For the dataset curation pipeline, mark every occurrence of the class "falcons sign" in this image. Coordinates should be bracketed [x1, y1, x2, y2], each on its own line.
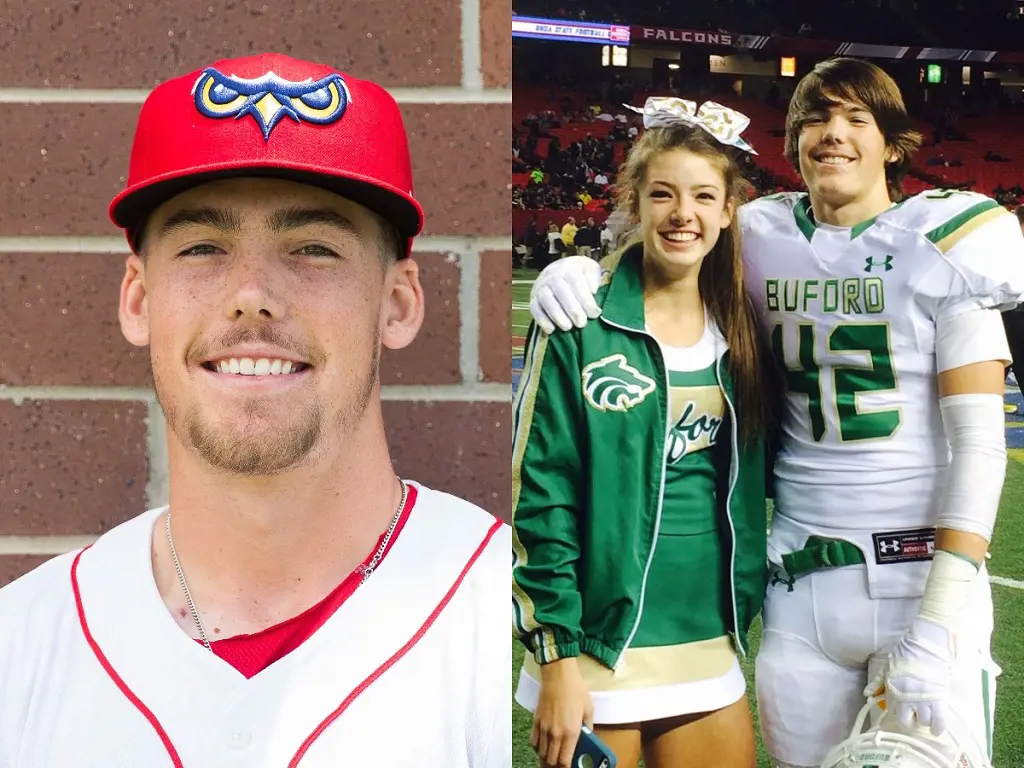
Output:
[872, 528, 936, 565]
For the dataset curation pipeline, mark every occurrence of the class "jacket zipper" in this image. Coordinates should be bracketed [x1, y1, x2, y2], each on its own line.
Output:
[599, 317, 671, 671]
[716, 353, 746, 657]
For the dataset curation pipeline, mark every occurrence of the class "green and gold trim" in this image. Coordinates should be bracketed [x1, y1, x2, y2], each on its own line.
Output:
[511, 330, 547, 638]
[926, 199, 1006, 254]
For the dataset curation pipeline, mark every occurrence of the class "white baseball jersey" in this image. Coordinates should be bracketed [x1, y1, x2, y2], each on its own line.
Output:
[0, 482, 511, 768]
[741, 190, 1024, 598]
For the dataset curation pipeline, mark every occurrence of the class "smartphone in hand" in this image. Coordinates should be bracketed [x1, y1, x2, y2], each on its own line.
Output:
[571, 724, 617, 768]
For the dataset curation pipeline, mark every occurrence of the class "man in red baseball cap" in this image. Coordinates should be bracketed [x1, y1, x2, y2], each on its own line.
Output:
[0, 54, 510, 768]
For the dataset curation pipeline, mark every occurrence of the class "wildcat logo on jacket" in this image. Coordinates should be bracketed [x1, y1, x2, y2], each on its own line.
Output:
[192, 68, 351, 140]
[581, 354, 656, 412]
[666, 388, 723, 463]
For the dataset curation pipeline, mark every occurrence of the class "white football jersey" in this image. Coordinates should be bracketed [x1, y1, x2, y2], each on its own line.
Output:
[741, 190, 1024, 597]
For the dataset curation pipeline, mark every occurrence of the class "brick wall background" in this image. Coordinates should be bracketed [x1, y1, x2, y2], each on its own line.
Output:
[0, 0, 512, 586]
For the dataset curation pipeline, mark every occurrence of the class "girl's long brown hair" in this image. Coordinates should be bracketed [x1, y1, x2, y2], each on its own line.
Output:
[603, 124, 778, 447]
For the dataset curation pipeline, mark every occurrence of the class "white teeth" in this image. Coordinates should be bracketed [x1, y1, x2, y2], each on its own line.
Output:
[663, 232, 698, 242]
[819, 156, 852, 164]
[209, 358, 304, 376]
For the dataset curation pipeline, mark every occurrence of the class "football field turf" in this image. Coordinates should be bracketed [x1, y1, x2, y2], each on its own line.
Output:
[510, 270, 1024, 766]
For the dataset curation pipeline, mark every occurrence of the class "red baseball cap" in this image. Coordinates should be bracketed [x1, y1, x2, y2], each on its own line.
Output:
[109, 53, 424, 254]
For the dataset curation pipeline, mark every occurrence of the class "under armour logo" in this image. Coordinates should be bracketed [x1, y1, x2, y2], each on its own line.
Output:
[879, 540, 901, 554]
[865, 255, 894, 273]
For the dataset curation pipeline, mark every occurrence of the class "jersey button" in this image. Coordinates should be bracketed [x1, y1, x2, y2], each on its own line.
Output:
[228, 729, 251, 749]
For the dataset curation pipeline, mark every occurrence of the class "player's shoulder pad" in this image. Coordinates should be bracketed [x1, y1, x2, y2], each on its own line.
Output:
[741, 191, 807, 217]
[741, 191, 811, 236]
[892, 189, 1012, 254]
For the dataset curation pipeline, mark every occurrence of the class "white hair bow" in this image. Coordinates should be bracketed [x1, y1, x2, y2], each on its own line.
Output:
[623, 97, 757, 155]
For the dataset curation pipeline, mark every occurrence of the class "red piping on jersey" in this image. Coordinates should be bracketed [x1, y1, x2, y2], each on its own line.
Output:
[71, 546, 186, 768]
[287, 517, 505, 767]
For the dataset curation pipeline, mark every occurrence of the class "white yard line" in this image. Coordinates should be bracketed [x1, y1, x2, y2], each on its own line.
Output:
[990, 574, 1024, 590]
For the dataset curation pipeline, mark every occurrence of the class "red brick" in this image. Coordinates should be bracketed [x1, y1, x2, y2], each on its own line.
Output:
[384, 401, 510, 522]
[0, 400, 149, 535]
[0, 253, 152, 387]
[382, 252, 460, 385]
[481, 0, 511, 87]
[0, 556, 56, 588]
[0, 104, 510, 239]
[404, 105, 510, 237]
[479, 251, 512, 383]
[0, 0, 461, 88]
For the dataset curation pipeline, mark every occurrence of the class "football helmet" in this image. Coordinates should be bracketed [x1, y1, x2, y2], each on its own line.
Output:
[819, 696, 989, 768]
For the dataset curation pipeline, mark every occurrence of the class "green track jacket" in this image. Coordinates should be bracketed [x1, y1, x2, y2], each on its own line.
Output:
[512, 246, 769, 670]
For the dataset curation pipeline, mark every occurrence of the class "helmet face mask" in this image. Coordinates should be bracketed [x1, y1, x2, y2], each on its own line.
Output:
[819, 697, 988, 768]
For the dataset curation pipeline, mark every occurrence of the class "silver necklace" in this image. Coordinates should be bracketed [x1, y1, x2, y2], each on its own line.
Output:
[166, 509, 213, 651]
[165, 478, 408, 651]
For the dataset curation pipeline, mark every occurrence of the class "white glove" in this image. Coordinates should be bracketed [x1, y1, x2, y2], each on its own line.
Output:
[865, 616, 954, 737]
[528, 256, 604, 335]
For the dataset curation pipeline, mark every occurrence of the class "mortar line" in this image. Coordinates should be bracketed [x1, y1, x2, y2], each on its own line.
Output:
[461, 0, 485, 90]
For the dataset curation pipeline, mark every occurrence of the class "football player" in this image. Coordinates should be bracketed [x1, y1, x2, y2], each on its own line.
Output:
[527, 57, 1024, 768]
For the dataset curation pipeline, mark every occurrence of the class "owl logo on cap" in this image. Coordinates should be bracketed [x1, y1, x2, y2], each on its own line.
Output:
[192, 68, 351, 141]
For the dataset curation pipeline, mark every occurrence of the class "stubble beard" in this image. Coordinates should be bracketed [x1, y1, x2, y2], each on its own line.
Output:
[157, 332, 381, 477]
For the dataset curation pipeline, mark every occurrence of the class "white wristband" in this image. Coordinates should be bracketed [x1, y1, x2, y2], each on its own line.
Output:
[918, 549, 979, 637]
